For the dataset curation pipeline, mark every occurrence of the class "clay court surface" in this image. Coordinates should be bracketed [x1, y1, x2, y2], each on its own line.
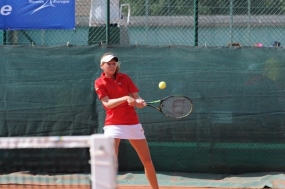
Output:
[117, 186, 252, 189]
[0, 185, 254, 189]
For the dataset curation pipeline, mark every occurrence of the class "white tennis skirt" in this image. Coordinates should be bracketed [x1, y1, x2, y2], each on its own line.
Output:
[103, 123, 145, 139]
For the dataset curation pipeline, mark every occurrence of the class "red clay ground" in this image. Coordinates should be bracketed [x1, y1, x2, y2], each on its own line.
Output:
[0, 184, 261, 189]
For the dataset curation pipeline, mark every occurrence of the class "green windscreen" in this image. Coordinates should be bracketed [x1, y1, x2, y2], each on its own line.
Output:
[1, 45, 285, 174]
[0, 30, 3, 45]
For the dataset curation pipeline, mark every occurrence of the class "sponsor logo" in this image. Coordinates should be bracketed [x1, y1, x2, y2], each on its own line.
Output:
[0, 5, 12, 16]
[0, 0, 71, 16]
[30, 0, 70, 14]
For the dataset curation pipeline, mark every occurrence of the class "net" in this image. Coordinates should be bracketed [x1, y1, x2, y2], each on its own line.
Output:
[0, 134, 117, 189]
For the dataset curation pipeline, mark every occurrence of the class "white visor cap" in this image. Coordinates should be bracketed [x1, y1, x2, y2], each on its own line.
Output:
[100, 55, 118, 65]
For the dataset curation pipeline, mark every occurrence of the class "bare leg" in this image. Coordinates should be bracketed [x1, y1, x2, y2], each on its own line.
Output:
[129, 139, 159, 189]
[113, 138, 121, 157]
[112, 138, 121, 173]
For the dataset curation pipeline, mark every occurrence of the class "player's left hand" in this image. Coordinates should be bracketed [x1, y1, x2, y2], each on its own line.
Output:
[135, 99, 146, 108]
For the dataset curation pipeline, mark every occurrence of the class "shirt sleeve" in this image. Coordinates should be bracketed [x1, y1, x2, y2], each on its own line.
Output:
[94, 79, 107, 99]
[125, 74, 139, 94]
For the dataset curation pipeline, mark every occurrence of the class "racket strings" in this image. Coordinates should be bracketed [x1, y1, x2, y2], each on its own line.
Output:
[160, 97, 192, 118]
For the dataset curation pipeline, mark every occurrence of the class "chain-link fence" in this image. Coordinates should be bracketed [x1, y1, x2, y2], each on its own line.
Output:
[2, 0, 285, 47]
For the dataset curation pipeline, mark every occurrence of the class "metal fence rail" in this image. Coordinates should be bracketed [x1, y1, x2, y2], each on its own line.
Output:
[1, 0, 285, 47]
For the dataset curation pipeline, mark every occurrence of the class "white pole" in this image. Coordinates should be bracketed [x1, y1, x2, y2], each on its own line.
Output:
[90, 134, 117, 189]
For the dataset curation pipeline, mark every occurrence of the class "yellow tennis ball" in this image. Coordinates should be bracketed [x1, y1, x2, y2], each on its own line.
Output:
[159, 81, 166, 89]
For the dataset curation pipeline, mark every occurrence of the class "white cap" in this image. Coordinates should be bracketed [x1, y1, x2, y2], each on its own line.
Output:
[100, 55, 118, 65]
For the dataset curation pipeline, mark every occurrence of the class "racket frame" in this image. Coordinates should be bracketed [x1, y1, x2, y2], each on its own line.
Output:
[146, 95, 193, 118]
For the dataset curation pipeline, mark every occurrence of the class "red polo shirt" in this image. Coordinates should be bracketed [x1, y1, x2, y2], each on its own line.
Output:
[94, 72, 140, 125]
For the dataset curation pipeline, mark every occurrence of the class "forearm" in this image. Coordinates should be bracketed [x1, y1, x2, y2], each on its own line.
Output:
[131, 92, 142, 100]
[102, 96, 128, 109]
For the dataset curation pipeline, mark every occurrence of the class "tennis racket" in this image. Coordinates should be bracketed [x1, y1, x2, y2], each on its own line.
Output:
[145, 95, 193, 119]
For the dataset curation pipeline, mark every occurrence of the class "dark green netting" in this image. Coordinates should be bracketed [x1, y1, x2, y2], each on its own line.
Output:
[1, 45, 285, 174]
[0, 46, 99, 136]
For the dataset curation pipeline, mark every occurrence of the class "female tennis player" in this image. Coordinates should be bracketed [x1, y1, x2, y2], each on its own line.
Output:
[94, 53, 159, 189]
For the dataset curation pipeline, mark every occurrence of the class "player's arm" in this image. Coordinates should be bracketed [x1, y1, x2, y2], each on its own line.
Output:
[96, 80, 136, 108]
[130, 92, 146, 108]
[100, 95, 137, 109]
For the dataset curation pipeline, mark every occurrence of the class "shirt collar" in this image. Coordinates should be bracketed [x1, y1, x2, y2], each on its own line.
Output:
[101, 72, 122, 80]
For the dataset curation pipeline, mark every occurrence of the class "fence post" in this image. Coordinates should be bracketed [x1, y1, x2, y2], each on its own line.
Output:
[106, 0, 110, 44]
[230, 0, 233, 46]
[194, 0, 199, 46]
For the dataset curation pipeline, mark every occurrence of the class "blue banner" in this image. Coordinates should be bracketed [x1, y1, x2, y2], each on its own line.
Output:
[0, 0, 75, 30]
